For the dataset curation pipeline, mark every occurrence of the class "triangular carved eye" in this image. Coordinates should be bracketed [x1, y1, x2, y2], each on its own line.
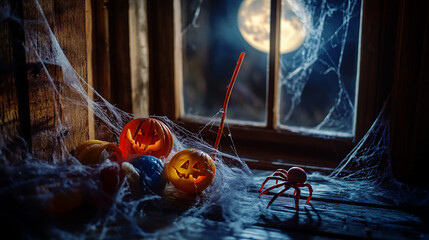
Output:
[180, 160, 189, 169]
[192, 161, 200, 171]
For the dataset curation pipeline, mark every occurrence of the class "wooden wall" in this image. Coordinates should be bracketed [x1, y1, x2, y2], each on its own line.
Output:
[0, 0, 22, 160]
[0, 0, 89, 161]
[0, 0, 132, 160]
[390, 0, 429, 186]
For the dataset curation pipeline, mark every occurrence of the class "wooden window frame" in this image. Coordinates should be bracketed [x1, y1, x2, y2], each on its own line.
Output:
[144, 0, 398, 170]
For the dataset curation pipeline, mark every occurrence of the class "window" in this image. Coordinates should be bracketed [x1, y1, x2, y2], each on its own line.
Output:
[145, 0, 390, 169]
[179, 0, 361, 139]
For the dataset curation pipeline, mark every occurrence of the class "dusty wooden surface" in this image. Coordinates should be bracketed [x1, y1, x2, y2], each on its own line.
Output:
[0, 162, 427, 239]
[133, 169, 428, 240]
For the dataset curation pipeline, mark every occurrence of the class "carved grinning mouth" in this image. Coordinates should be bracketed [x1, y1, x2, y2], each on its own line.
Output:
[191, 175, 207, 184]
[172, 160, 207, 184]
[126, 129, 163, 153]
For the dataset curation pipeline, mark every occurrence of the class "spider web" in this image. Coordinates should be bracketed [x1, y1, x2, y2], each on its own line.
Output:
[0, 0, 428, 239]
[279, 0, 361, 137]
[0, 1, 262, 238]
[328, 102, 429, 210]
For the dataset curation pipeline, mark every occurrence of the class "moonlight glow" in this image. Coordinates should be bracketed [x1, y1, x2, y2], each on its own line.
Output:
[238, 0, 309, 54]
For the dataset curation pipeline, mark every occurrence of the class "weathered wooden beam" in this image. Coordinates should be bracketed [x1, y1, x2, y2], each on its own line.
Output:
[0, 2, 22, 161]
[390, 0, 429, 187]
[18, 0, 90, 160]
[10, 0, 32, 150]
[147, 0, 176, 119]
[108, 0, 132, 113]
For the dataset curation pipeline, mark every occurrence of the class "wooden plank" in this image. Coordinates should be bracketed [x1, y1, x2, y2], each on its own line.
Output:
[256, 198, 426, 239]
[131, 170, 429, 240]
[177, 119, 353, 169]
[108, 0, 132, 114]
[89, 0, 132, 142]
[129, 0, 150, 116]
[21, 0, 89, 160]
[27, 64, 62, 160]
[85, 0, 95, 140]
[390, 0, 429, 187]
[138, 215, 328, 239]
[270, 195, 420, 238]
[52, 0, 89, 152]
[252, 170, 428, 239]
[22, 0, 58, 161]
[91, 0, 111, 103]
[87, 0, 114, 142]
[0, 2, 22, 158]
[147, 0, 176, 119]
[9, 0, 32, 149]
[355, 0, 399, 142]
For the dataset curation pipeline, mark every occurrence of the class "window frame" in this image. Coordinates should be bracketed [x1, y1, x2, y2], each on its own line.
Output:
[145, 0, 397, 169]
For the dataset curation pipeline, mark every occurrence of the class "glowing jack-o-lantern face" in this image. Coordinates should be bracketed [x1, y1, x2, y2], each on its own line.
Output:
[166, 149, 216, 193]
[119, 118, 173, 160]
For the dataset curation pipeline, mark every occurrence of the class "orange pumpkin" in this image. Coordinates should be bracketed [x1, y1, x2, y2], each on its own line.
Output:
[166, 149, 216, 193]
[119, 118, 173, 160]
[73, 140, 122, 165]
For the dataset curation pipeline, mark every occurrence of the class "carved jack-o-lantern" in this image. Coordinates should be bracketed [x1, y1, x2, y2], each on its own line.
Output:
[73, 140, 122, 165]
[119, 118, 173, 160]
[166, 149, 216, 193]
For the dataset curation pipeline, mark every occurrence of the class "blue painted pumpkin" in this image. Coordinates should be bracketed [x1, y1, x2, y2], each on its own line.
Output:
[129, 155, 167, 195]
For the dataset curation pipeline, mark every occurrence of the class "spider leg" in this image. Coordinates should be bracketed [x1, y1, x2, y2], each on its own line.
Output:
[266, 186, 291, 208]
[273, 173, 285, 184]
[259, 182, 286, 196]
[259, 176, 285, 192]
[296, 183, 313, 204]
[303, 183, 313, 204]
[293, 185, 301, 210]
[273, 169, 288, 184]
[273, 170, 288, 179]
[275, 169, 288, 176]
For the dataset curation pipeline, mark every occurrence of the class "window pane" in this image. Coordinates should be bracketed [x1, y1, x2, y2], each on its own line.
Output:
[278, 0, 362, 137]
[181, 0, 268, 124]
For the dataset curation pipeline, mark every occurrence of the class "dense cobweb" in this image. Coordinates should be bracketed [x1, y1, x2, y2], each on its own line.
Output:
[0, 1, 263, 238]
[279, 0, 361, 137]
[328, 103, 429, 210]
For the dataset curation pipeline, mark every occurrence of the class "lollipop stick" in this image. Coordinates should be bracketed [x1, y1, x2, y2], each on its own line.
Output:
[212, 52, 245, 159]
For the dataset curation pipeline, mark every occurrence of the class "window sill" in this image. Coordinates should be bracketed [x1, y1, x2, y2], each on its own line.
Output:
[173, 117, 354, 170]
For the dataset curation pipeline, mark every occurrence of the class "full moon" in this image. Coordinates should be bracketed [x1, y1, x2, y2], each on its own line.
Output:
[238, 0, 309, 54]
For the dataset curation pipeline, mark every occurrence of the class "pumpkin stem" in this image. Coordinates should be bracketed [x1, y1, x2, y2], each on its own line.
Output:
[212, 52, 245, 159]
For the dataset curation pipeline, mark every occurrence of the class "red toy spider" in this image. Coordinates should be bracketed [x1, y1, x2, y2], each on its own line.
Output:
[259, 167, 313, 210]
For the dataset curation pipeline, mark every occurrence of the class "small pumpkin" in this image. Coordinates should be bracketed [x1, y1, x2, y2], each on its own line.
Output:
[73, 140, 122, 165]
[119, 118, 173, 160]
[166, 149, 216, 193]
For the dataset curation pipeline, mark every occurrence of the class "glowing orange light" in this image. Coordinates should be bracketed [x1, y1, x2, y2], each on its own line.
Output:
[165, 149, 216, 193]
[119, 118, 173, 161]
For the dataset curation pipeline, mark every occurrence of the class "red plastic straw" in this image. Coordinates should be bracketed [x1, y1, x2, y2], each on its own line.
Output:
[212, 52, 245, 159]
